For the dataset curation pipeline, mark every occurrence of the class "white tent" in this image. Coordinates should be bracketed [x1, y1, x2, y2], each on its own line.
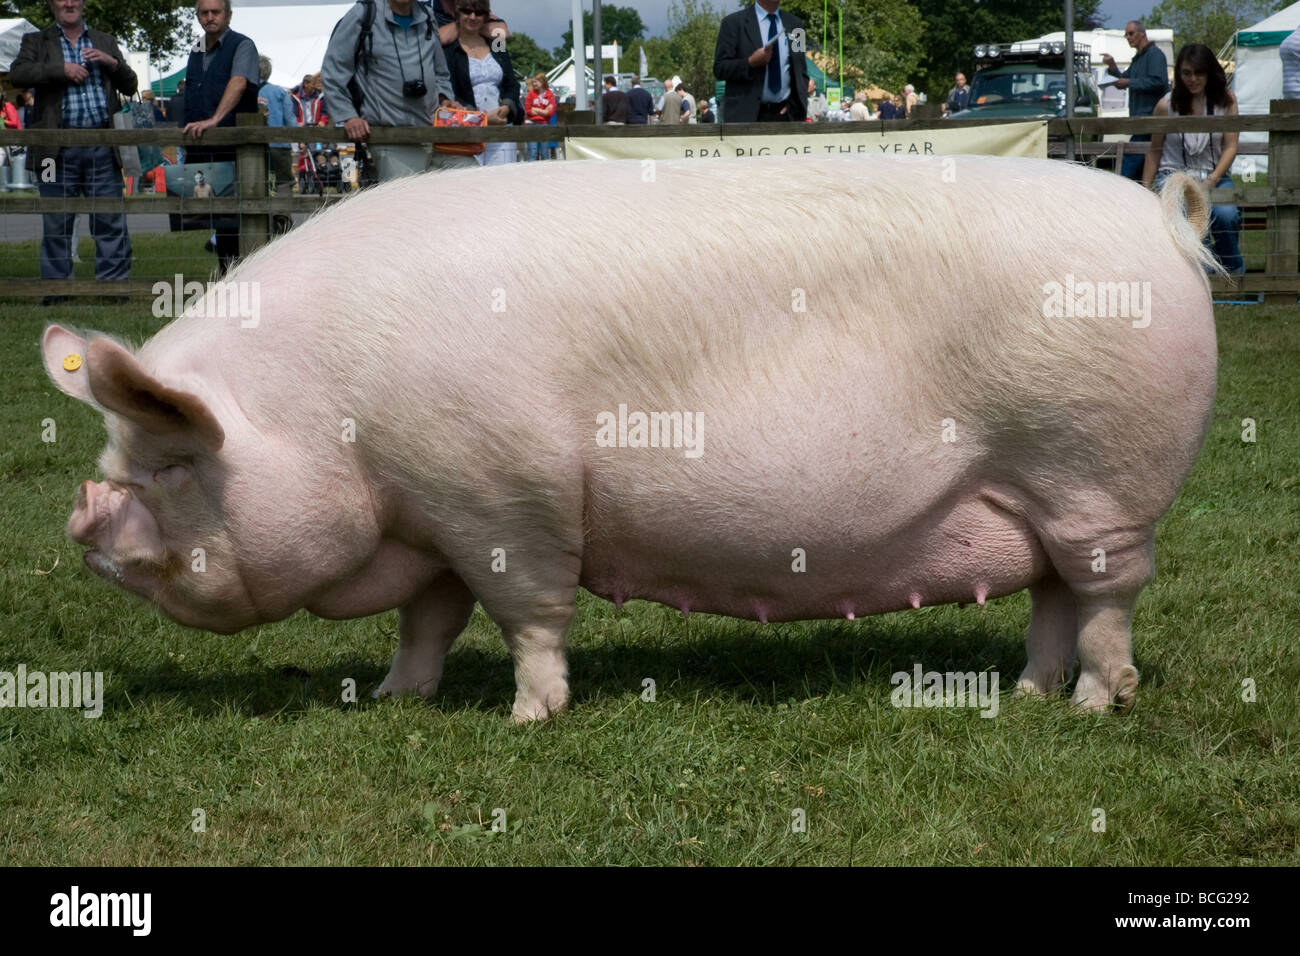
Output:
[0, 18, 37, 73]
[1227, 2, 1300, 171]
[547, 55, 594, 107]
[1230, 1, 1300, 114]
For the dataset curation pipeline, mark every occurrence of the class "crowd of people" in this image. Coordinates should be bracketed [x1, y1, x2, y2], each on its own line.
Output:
[4, 0, 1273, 290]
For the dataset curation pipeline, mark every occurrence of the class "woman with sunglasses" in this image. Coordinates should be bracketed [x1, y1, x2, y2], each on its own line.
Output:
[442, 1, 521, 166]
[430, 0, 508, 45]
[1142, 44, 1243, 274]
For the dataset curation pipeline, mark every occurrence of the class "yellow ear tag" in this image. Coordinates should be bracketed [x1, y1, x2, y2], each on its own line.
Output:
[62, 353, 83, 372]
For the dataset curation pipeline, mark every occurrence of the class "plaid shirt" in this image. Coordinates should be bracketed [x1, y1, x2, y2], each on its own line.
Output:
[59, 27, 109, 128]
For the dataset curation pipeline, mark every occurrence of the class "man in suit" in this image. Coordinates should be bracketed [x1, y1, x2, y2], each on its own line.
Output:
[627, 76, 653, 124]
[601, 76, 629, 124]
[713, 0, 808, 122]
[9, 0, 137, 294]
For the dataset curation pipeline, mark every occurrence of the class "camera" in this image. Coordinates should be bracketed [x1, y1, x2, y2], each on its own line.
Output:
[403, 79, 428, 98]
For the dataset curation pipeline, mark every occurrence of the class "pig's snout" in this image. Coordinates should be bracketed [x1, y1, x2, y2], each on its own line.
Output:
[68, 480, 165, 566]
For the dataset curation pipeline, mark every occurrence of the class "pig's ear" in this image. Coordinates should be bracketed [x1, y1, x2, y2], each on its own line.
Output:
[42, 324, 97, 404]
[84, 338, 226, 451]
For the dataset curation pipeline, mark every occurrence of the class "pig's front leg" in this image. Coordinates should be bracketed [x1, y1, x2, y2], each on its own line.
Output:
[376, 573, 476, 699]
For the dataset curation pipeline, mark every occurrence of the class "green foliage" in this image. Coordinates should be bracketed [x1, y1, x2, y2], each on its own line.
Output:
[506, 31, 554, 79]
[783, 0, 927, 94]
[552, 4, 648, 62]
[1146, 0, 1281, 55]
[908, 0, 1104, 104]
[1, 0, 193, 56]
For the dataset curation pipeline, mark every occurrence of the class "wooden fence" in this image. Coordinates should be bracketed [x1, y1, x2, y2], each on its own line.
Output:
[3, 100, 1300, 303]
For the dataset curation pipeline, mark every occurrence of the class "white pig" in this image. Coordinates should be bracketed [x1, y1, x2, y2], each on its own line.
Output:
[41, 155, 1218, 721]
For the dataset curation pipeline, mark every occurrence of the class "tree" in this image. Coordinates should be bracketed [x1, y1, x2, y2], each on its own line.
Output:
[553, 4, 648, 62]
[2, 0, 192, 56]
[908, 0, 1104, 103]
[507, 31, 555, 79]
[661, 0, 724, 101]
[782, 0, 927, 94]
[1146, 0, 1280, 55]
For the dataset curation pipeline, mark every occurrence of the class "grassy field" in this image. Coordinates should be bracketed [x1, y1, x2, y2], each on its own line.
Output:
[0, 295, 1296, 866]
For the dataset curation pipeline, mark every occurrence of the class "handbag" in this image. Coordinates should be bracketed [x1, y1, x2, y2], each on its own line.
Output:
[433, 106, 485, 156]
[112, 108, 142, 178]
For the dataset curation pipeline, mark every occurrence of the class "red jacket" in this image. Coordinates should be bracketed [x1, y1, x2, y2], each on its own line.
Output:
[524, 89, 555, 124]
[1, 100, 22, 129]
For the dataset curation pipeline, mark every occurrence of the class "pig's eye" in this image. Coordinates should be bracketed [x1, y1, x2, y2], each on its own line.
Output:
[153, 464, 191, 489]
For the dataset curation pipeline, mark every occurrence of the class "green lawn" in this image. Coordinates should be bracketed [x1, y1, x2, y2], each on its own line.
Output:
[0, 299, 1296, 866]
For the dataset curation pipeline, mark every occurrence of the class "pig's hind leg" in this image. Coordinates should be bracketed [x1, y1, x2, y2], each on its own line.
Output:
[376, 573, 476, 699]
[1035, 517, 1152, 713]
[1015, 572, 1078, 698]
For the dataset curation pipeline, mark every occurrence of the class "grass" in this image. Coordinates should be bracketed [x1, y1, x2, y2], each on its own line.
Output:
[0, 298, 1296, 866]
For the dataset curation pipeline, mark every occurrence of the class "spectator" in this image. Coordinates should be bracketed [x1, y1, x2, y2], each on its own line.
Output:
[713, 0, 809, 122]
[182, 0, 261, 276]
[9, 0, 137, 300]
[428, 0, 508, 46]
[903, 83, 917, 115]
[1282, 27, 1300, 99]
[1, 93, 22, 129]
[848, 90, 872, 121]
[524, 72, 555, 160]
[944, 72, 969, 115]
[323, 0, 462, 180]
[257, 55, 299, 200]
[443, 0, 520, 166]
[1103, 20, 1169, 181]
[627, 75, 653, 123]
[602, 75, 629, 124]
[806, 78, 826, 120]
[697, 95, 715, 123]
[168, 79, 186, 129]
[677, 78, 697, 124]
[140, 88, 166, 122]
[17, 90, 37, 129]
[660, 76, 684, 123]
[877, 93, 901, 120]
[1143, 44, 1242, 274]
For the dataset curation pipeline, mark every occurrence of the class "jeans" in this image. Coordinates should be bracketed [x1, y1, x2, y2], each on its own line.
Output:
[36, 145, 131, 281]
[1155, 171, 1243, 274]
[525, 138, 547, 161]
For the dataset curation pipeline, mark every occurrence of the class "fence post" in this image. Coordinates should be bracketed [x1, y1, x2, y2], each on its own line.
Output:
[1266, 99, 1300, 304]
[236, 112, 269, 258]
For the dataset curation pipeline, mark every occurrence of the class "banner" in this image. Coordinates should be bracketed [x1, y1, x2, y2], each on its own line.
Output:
[566, 120, 1047, 162]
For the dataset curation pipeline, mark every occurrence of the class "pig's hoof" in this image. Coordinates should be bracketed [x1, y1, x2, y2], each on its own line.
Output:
[1069, 666, 1139, 714]
[511, 690, 569, 724]
[1013, 677, 1052, 699]
[374, 671, 440, 700]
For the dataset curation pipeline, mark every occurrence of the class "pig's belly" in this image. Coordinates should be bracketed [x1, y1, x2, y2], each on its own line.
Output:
[579, 491, 1048, 621]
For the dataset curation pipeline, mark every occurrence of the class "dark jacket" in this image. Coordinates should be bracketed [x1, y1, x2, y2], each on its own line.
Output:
[9, 23, 138, 172]
[713, 6, 808, 122]
[627, 84, 653, 123]
[441, 42, 521, 124]
[602, 87, 630, 123]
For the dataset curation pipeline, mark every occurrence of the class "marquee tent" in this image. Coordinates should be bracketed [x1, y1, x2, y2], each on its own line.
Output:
[0, 18, 37, 74]
[1226, 2, 1300, 171]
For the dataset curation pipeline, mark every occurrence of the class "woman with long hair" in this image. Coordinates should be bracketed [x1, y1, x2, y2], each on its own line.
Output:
[1143, 43, 1243, 274]
[524, 72, 556, 161]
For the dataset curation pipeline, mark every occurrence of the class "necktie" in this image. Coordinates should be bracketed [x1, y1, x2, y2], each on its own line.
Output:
[767, 13, 781, 95]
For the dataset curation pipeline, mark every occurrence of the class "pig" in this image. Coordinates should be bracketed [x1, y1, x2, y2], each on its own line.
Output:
[40, 154, 1218, 721]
